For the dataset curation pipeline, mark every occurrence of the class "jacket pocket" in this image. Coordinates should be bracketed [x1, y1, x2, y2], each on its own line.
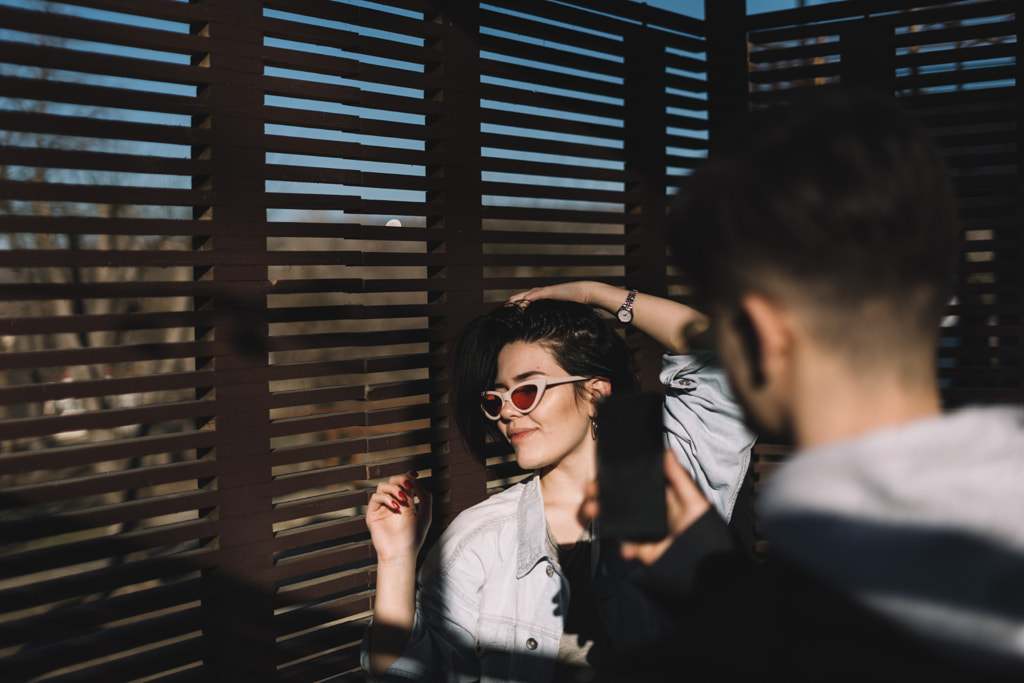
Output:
[477, 613, 514, 679]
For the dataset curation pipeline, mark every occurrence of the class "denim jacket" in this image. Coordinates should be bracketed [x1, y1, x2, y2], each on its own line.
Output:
[361, 352, 754, 682]
[662, 351, 756, 520]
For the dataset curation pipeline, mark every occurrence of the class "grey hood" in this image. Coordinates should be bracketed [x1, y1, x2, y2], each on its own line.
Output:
[758, 406, 1024, 670]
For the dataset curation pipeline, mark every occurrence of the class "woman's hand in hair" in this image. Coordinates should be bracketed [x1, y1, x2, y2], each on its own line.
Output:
[367, 472, 432, 563]
[509, 281, 602, 307]
[511, 281, 710, 355]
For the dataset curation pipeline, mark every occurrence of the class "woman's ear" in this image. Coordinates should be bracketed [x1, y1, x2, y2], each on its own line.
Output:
[586, 377, 612, 413]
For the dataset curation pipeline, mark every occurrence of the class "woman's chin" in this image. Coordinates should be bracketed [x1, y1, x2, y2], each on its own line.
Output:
[514, 450, 536, 471]
[515, 451, 555, 472]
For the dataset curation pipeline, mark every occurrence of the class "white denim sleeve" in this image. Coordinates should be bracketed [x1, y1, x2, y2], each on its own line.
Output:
[360, 534, 483, 682]
[661, 351, 757, 520]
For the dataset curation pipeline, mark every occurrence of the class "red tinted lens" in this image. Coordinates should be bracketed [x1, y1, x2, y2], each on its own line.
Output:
[510, 383, 539, 411]
[482, 394, 503, 417]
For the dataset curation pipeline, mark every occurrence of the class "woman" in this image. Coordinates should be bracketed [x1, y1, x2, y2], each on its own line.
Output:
[362, 282, 755, 682]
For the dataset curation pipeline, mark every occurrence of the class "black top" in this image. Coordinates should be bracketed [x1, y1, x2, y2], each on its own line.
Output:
[551, 537, 613, 682]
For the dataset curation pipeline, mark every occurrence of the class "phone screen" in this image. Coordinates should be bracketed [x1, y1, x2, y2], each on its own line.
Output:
[595, 392, 668, 541]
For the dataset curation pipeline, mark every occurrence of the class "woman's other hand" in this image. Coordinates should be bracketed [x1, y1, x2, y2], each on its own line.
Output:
[367, 472, 431, 674]
[367, 471, 432, 563]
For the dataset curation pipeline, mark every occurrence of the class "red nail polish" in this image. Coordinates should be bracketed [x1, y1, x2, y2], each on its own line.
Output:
[392, 501, 401, 511]
[404, 480, 413, 490]
[398, 491, 407, 501]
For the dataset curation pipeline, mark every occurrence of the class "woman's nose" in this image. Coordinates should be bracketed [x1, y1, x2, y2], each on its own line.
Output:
[499, 398, 521, 420]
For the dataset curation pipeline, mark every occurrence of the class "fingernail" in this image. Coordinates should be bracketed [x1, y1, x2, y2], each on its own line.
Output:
[404, 480, 413, 489]
[392, 501, 401, 511]
[398, 491, 407, 501]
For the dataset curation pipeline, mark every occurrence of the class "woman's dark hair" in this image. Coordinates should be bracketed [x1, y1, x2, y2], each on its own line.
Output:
[451, 299, 639, 462]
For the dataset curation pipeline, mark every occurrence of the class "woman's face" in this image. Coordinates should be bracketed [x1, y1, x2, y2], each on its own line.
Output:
[491, 341, 595, 472]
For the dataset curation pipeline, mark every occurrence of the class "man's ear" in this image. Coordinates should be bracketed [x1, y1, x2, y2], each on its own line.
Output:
[739, 293, 792, 389]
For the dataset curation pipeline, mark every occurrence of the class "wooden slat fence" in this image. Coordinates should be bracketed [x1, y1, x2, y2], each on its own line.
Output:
[0, 1, 702, 680]
[0, 0, 1019, 680]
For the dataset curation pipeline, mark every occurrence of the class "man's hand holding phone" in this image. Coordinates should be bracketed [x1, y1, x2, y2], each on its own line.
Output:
[619, 449, 711, 565]
[585, 444, 712, 566]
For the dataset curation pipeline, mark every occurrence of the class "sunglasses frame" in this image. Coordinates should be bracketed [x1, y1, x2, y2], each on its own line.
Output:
[480, 375, 590, 420]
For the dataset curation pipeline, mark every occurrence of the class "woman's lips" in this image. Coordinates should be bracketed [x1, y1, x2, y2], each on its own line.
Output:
[508, 429, 534, 446]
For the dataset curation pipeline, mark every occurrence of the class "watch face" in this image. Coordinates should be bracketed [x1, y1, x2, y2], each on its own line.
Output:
[617, 307, 633, 324]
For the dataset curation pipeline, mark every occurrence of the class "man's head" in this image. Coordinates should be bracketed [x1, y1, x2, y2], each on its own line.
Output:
[667, 87, 959, 440]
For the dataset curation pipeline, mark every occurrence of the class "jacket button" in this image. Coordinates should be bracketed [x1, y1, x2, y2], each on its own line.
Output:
[545, 564, 554, 577]
[526, 638, 538, 650]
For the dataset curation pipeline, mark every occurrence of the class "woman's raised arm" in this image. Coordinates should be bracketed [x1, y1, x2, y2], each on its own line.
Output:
[509, 281, 710, 355]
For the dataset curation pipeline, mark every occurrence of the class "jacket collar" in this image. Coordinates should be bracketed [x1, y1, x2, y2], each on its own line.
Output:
[515, 475, 554, 579]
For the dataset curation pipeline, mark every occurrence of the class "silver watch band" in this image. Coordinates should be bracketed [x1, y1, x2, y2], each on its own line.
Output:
[617, 289, 638, 323]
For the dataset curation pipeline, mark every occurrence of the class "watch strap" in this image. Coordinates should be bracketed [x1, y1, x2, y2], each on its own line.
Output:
[617, 289, 638, 322]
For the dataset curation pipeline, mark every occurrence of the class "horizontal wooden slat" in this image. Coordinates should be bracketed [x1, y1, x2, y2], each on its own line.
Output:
[479, 81, 624, 119]
[481, 57, 623, 101]
[0, 111, 196, 146]
[0, 578, 203, 646]
[482, 107, 625, 141]
[2, 463, 216, 511]
[487, 0, 704, 49]
[0, 40, 224, 91]
[0, 145, 208, 177]
[0, 548, 213, 612]
[0, 432, 217, 476]
[0, 520, 214, 579]
[482, 34, 625, 80]
[748, 0, 1016, 39]
[479, 7, 624, 58]
[0, 4, 217, 57]
[2, 619, 204, 682]
[266, 0, 443, 39]
[0, 303, 435, 339]
[0, 72, 207, 117]
[273, 541, 375, 587]
[274, 524, 374, 562]
[480, 131, 624, 161]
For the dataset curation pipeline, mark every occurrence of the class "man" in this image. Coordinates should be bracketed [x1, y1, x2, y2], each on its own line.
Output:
[607, 88, 1024, 680]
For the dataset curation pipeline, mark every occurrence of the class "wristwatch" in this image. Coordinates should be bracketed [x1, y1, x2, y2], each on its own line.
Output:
[616, 289, 638, 324]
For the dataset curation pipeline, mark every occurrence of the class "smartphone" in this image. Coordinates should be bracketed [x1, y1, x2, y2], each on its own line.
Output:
[595, 392, 668, 541]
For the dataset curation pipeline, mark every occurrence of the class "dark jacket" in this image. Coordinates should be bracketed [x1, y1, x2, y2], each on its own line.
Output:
[608, 407, 1024, 682]
[602, 510, 1021, 682]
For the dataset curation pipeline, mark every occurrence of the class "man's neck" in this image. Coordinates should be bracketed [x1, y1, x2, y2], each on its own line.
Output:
[791, 354, 942, 450]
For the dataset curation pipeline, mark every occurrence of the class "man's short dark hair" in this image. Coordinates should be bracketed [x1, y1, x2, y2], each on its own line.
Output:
[666, 87, 959, 351]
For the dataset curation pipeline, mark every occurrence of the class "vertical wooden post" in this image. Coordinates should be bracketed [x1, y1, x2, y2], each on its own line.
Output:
[705, 0, 748, 154]
[839, 19, 896, 93]
[425, 0, 487, 524]
[623, 26, 670, 392]
[191, 0, 274, 679]
[1013, 12, 1023, 400]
